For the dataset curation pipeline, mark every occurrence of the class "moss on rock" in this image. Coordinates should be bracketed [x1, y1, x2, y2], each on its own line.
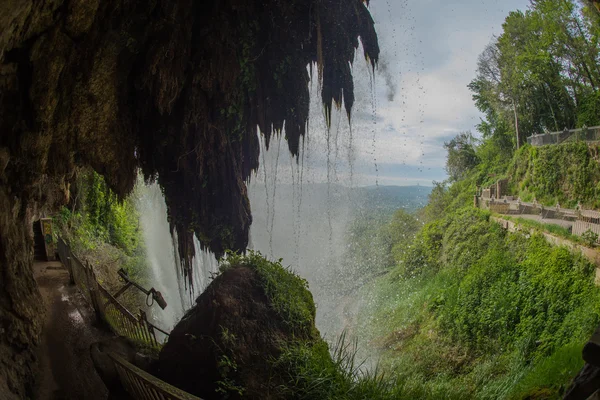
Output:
[156, 253, 322, 399]
[220, 252, 318, 338]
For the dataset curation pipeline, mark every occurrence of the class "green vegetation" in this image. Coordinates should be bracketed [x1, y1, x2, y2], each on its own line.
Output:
[221, 252, 317, 336]
[507, 142, 600, 208]
[349, 121, 600, 398]
[355, 205, 600, 399]
[53, 169, 148, 305]
[345, 7, 600, 392]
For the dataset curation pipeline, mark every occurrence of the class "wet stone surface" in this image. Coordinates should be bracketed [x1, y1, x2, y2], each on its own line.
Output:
[33, 261, 112, 400]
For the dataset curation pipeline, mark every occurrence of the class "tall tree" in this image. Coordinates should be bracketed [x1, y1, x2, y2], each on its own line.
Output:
[470, 0, 600, 151]
[444, 132, 480, 181]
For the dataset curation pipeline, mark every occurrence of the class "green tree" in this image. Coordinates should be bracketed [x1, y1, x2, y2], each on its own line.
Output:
[470, 0, 600, 152]
[444, 132, 480, 181]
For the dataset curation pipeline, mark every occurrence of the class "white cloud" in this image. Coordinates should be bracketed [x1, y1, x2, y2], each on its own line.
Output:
[260, 0, 531, 186]
[347, 0, 531, 179]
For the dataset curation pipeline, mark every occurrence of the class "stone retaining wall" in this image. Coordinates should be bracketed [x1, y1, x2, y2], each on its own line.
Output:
[491, 217, 600, 285]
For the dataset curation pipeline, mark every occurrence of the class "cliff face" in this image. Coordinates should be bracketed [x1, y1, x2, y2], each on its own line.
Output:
[0, 0, 378, 397]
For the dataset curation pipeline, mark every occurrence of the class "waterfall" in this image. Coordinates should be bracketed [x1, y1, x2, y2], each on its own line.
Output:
[136, 182, 218, 334]
[131, 46, 384, 342]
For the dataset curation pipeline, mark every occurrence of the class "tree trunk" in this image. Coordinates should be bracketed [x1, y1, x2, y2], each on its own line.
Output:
[513, 100, 520, 149]
[543, 83, 560, 132]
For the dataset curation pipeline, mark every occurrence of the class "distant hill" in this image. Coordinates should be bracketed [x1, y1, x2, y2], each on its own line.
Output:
[249, 183, 432, 217]
[352, 185, 432, 214]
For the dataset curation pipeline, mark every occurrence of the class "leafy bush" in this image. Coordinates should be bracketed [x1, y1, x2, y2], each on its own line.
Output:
[359, 205, 600, 399]
[508, 142, 600, 208]
[582, 229, 599, 247]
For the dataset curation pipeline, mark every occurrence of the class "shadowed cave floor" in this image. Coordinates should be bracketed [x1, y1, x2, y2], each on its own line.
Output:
[33, 261, 112, 400]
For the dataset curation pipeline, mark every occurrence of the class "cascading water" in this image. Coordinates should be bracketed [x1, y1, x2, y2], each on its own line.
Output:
[246, 6, 416, 366]
[130, 1, 408, 348]
[247, 55, 377, 340]
[135, 182, 219, 334]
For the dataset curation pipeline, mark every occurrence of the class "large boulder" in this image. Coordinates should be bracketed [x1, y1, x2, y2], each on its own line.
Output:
[156, 253, 321, 399]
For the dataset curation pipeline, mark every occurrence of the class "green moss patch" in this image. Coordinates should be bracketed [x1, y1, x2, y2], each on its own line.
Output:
[220, 251, 317, 337]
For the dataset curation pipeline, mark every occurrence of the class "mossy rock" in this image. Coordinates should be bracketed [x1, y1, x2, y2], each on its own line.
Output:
[156, 252, 323, 399]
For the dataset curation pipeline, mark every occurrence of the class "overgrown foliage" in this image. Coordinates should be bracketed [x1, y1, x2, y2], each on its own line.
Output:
[507, 142, 600, 207]
[357, 205, 600, 399]
[470, 0, 600, 150]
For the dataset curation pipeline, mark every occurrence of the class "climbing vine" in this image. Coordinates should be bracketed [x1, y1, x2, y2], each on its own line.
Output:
[508, 142, 600, 207]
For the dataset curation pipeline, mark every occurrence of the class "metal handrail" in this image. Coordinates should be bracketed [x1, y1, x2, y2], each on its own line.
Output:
[148, 320, 170, 337]
[97, 284, 138, 321]
[108, 352, 203, 400]
[58, 237, 169, 347]
[529, 125, 600, 137]
[528, 125, 600, 146]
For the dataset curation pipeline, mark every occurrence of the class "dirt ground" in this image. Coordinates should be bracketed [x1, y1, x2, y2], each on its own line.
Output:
[33, 261, 113, 400]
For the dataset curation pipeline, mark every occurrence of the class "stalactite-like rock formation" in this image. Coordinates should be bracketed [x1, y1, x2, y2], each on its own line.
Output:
[0, 1, 378, 397]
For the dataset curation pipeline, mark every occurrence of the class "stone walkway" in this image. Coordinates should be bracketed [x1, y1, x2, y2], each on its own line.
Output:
[510, 213, 575, 230]
[34, 261, 112, 400]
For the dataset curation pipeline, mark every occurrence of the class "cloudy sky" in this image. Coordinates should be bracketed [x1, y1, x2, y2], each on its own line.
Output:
[360, 0, 532, 186]
[256, 0, 531, 188]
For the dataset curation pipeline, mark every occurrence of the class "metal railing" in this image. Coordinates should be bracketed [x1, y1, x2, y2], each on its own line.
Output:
[97, 285, 164, 348]
[477, 197, 600, 244]
[108, 352, 203, 400]
[527, 125, 600, 146]
[56, 237, 207, 400]
[57, 237, 168, 347]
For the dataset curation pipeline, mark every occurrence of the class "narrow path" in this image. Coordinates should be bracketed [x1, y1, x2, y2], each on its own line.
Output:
[492, 216, 600, 277]
[510, 213, 574, 230]
[34, 261, 112, 400]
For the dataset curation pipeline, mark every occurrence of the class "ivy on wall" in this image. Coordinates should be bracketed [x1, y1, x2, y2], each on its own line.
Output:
[508, 142, 600, 208]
